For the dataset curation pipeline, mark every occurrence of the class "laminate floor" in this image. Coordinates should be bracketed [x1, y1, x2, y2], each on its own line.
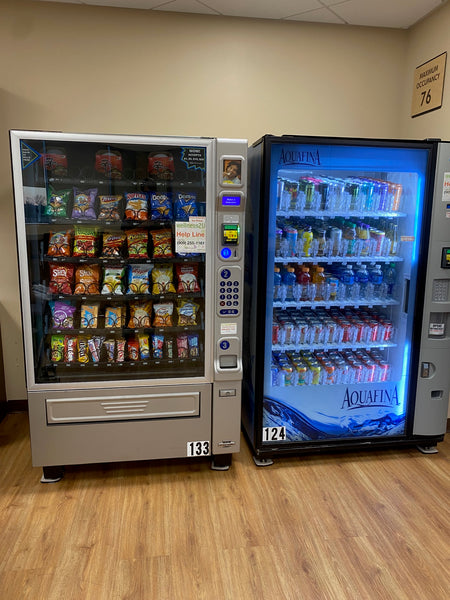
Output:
[0, 412, 449, 600]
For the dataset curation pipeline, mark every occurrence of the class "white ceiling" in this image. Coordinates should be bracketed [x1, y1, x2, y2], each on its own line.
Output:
[36, 0, 448, 29]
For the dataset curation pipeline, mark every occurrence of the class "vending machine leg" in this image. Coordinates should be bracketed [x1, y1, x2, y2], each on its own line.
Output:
[253, 456, 274, 467]
[41, 465, 65, 483]
[416, 445, 439, 454]
[211, 454, 232, 471]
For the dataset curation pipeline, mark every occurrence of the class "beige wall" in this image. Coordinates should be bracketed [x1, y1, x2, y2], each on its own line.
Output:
[400, 1, 450, 139]
[0, 0, 444, 401]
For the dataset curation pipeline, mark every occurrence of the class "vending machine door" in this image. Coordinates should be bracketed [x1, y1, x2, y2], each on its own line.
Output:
[10, 132, 214, 391]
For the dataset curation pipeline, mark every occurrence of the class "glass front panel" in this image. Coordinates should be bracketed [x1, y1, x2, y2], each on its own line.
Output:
[17, 137, 207, 384]
[263, 141, 430, 442]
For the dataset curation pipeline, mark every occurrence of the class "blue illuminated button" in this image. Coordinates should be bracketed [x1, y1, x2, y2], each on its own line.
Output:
[220, 340, 230, 350]
[221, 269, 231, 279]
[221, 248, 232, 259]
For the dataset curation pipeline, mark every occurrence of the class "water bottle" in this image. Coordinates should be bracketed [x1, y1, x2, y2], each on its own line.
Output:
[355, 264, 369, 301]
[384, 263, 397, 299]
[369, 264, 383, 298]
[282, 267, 297, 301]
[273, 267, 282, 301]
[340, 265, 355, 300]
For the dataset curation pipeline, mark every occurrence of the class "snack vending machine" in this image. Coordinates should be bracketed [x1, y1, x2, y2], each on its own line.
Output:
[10, 130, 246, 481]
[243, 134, 450, 463]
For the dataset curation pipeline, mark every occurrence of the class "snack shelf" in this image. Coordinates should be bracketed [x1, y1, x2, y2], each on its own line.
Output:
[43, 176, 206, 189]
[46, 356, 203, 370]
[47, 292, 203, 302]
[47, 325, 203, 336]
[43, 255, 204, 265]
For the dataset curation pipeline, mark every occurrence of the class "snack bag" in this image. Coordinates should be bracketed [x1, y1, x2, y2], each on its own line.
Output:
[127, 264, 151, 295]
[176, 263, 200, 293]
[104, 339, 115, 362]
[127, 339, 140, 361]
[148, 152, 174, 180]
[177, 299, 199, 326]
[80, 303, 99, 328]
[151, 334, 164, 359]
[152, 264, 176, 295]
[175, 192, 198, 221]
[98, 195, 122, 221]
[177, 334, 189, 358]
[128, 301, 152, 328]
[73, 226, 98, 257]
[50, 335, 65, 362]
[151, 229, 173, 258]
[49, 263, 74, 295]
[102, 267, 124, 295]
[49, 300, 76, 328]
[48, 230, 72, 257]
[150, 192, 173, 221]
[41, 148, 68, 178]
[153, 302, 173, 327]
[104, 305, 126, 328]
[64, 336, 77, 363]
[74, 264, 101, 295]
[188, 333, 200, 358]
[124, 192, 148, 221]
[88, 336, 104, 362]
[116, 338, 126, 362]
[77, 336, 90, 363]
[100, 231, 126, 257]
[44, 187, 71, 218]
[138, 334, 150, 359]
[95, 150, 123, 179]
[126, 228, 148, 258]
[72, 188, 97, 220]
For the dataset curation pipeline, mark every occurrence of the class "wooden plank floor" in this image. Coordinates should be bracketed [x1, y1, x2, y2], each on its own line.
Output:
[0, 412, 449, 600]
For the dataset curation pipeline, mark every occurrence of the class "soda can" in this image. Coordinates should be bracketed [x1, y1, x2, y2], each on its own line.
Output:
[367, 320, 379, 343]
[377, 361, 390, 382]
[363, 359, 376, 383]
[383, 320, 393, 341]
[271, 363, 279, 386]
[284, 227, 298, 257]
[321, 361, 336, 385]
[281, 364, 294, 386]
[388, 182, 403, 212]
[272, 322, 280, 345]
[283, 321, 295, 345]
[295, 362, 308, 385]
[309, 362, 322, 385]
[329, 228, 342, 256]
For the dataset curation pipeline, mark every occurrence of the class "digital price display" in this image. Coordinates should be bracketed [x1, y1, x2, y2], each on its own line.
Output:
[222, 223, 240, 246]
[221, 194, 241, 207]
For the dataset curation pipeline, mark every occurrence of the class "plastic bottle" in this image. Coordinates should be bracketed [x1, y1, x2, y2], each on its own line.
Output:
[282, 267, 297, 301]
[297, 266, 311, 301]
[344, 222, 357, 256]
[312, 266, 326, 301]
[384, 263, 397, 299]
[302, 226, 314, 257]
[355, 264, 369, 300]
[387, 223, 399, 255]
[316, 228, 327, 257]
[369, 264, 383, 298]
[340, 265, 355, 300]
[273, 267, 282, 301]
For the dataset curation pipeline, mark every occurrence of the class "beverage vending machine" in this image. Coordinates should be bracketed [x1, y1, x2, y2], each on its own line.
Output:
[243, 134, 450, 463]
[10, 130, 246, 481]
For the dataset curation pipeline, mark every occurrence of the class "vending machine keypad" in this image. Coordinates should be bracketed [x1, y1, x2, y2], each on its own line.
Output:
[217, 266, 241, 316]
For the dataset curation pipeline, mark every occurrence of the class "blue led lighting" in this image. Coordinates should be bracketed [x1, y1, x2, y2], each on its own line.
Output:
[221, 248, 232, 259]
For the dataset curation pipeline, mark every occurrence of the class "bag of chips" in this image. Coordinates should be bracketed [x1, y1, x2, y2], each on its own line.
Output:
[153, 302, 174, 327]
[80, 303, 99, 328]
[126, 229, 148, 258]
[150, 192, 173, 221]
[124, 192, 148, 221]
[98, 195, 122, 221]
[44, 187, 71, 218]
[74, 264, 101, 295]
[138, 334, 150, 359]
[128, 339, 140, 361]
[104, 305, 126, 328]
[175, 192, 198, 221]
[176, 263, 200, 293]
[50, 335, 65, 362]
[49, 300, 76, 328]
[188, 333, 200, 358]
[177, 299, 199, 326]
[151, 229, 173, 258]
[116, 338, 126, 362]
[49, 263, 74, 295]
[177, 334, 189, 359]
[95, 150, 123, 179]
[77, 336, 90, 363]
[72, 188, 97, 220]
[101, 267, 124, 295]
[88, 336, 104, 362]
[128, 301, 152, 328]
[152, 264, 176, 295]
[100, 231, 126, 257]
[73, 226, 98, 257]
[48, 230, 72, 257]
[104, 339, 115, 362]
[127, 264, 150, 295]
